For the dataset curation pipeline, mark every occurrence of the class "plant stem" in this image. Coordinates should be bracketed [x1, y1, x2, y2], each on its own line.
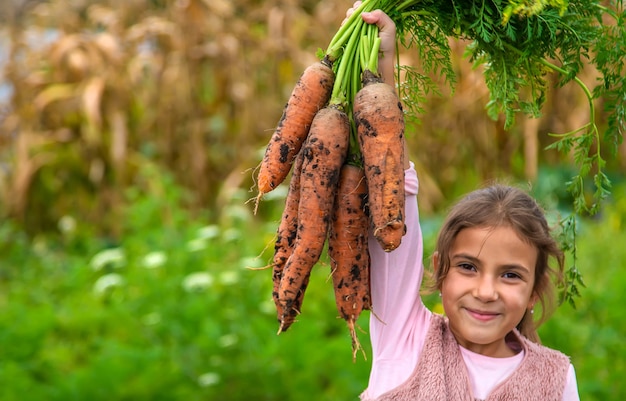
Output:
[331, 17, 366, 105]
[326, 0, 375, 59]
[537, 58, 603, 205]
[594, 3, 619, 20]
[368, 37, 381, 73]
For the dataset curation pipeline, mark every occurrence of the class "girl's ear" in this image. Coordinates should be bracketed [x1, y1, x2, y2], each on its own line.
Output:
[432, 251, 440, 273]
[527, 291, 539, 311]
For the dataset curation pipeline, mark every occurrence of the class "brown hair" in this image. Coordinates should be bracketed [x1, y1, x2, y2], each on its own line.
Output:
[430, 185, 565, 343]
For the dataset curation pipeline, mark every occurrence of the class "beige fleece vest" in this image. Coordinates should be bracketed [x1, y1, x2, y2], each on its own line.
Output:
[370, 314, 570, 401]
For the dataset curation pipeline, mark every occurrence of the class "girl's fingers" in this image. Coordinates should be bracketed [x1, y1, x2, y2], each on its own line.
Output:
[361, 10, 396, 55]
[361, 10, 395, 35]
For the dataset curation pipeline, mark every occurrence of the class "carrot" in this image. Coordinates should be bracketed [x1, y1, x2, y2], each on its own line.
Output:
[271, 149, 305, 325]
[277, 105, 349, 333]
[354, 70, 406, 252]
[328, 163, 371, 361]
[256, 57, 335, 202]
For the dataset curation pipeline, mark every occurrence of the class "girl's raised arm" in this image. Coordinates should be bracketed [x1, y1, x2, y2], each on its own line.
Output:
[365, 164, 431, 397]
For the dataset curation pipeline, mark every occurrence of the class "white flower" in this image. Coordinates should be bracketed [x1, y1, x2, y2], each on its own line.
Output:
[218, 333, 238, 348]
[182, 272, 214, 292]
[196, 225, 220, 240]
[93, 273, 125, 295]
[141, 251, 167, 269]
[58, 215, 76, 234]
[186, 238, 207, 252]
[197, 372, 220, 387]
[219, 270, 239, 286]
[90, 248, 125, 271]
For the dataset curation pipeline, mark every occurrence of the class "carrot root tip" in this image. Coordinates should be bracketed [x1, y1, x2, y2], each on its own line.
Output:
[252, 191, 265, 215]
[347, 319, 366, 363]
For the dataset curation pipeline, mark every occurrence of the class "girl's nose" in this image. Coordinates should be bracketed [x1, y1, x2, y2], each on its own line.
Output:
[473, 275, 498, 302]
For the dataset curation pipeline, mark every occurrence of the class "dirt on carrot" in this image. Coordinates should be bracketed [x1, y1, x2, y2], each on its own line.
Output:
[277, 105, 350, 333]
[271, 150, 305, 325]
[328, 163, 371, 360]
[255, 57, 335, 207]
[354, 70, 406, 252]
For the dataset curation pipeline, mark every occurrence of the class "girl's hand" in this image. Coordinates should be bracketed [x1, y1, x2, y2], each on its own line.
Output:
[344, 1, 397, 86]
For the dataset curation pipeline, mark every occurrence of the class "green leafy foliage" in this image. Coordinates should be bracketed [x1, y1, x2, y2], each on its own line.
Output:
[554, 214, 586, 308]
[538, 180, 626, 400]
[0, 168, 625, 400]
[591, 3, 626, 155]
[386, 0, 624, 305]
[0, 162, 378, 400]
[396, 12, 455, 121]
[503, 0, 569, 22]
[330, 0, 623, 241]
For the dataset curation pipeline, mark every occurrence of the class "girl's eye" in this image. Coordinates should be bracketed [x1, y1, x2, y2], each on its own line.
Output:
[502, 272, 521, 280]
[458, 263, 476, 272]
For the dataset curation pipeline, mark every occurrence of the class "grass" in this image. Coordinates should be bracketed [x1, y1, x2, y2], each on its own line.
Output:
[0, 166, 624, 400]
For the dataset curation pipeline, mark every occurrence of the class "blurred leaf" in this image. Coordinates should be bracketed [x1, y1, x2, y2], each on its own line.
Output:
[33, 83, 76, 111]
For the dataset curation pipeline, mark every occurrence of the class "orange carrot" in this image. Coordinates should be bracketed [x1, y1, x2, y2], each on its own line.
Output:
[354, 70, 406, 252]
[328, 163, 371, 360]
[271, 150, 305, 325]
[277, 105, 349, 333]
[256, 57, 335, 199]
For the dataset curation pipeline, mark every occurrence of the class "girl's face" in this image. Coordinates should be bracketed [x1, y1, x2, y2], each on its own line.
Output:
[440, 225, 537, 358]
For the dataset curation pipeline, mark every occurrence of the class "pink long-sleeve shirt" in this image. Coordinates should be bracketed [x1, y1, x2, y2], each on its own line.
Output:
[362, 163, 580, 400]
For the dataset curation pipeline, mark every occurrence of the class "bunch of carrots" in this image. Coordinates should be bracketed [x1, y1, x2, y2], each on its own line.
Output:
[254, 4, 405, 359]
[253, 0, 625, 359]
[255, 0, 502, 357]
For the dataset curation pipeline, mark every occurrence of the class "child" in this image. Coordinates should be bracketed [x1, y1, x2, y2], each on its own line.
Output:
[346, 3, 581, 400]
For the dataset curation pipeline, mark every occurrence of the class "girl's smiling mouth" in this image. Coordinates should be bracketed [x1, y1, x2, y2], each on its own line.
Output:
[465, 308, 501, 322]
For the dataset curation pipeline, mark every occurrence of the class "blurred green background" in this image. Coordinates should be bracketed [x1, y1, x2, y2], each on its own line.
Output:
[0, 0, 624, 400]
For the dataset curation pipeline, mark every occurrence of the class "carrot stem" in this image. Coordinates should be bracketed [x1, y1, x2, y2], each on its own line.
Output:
[368, 37, 381, 74]
[359, 34, 369, 73]
[331, 17, 365, 105]
[326, 1, 374, 59]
